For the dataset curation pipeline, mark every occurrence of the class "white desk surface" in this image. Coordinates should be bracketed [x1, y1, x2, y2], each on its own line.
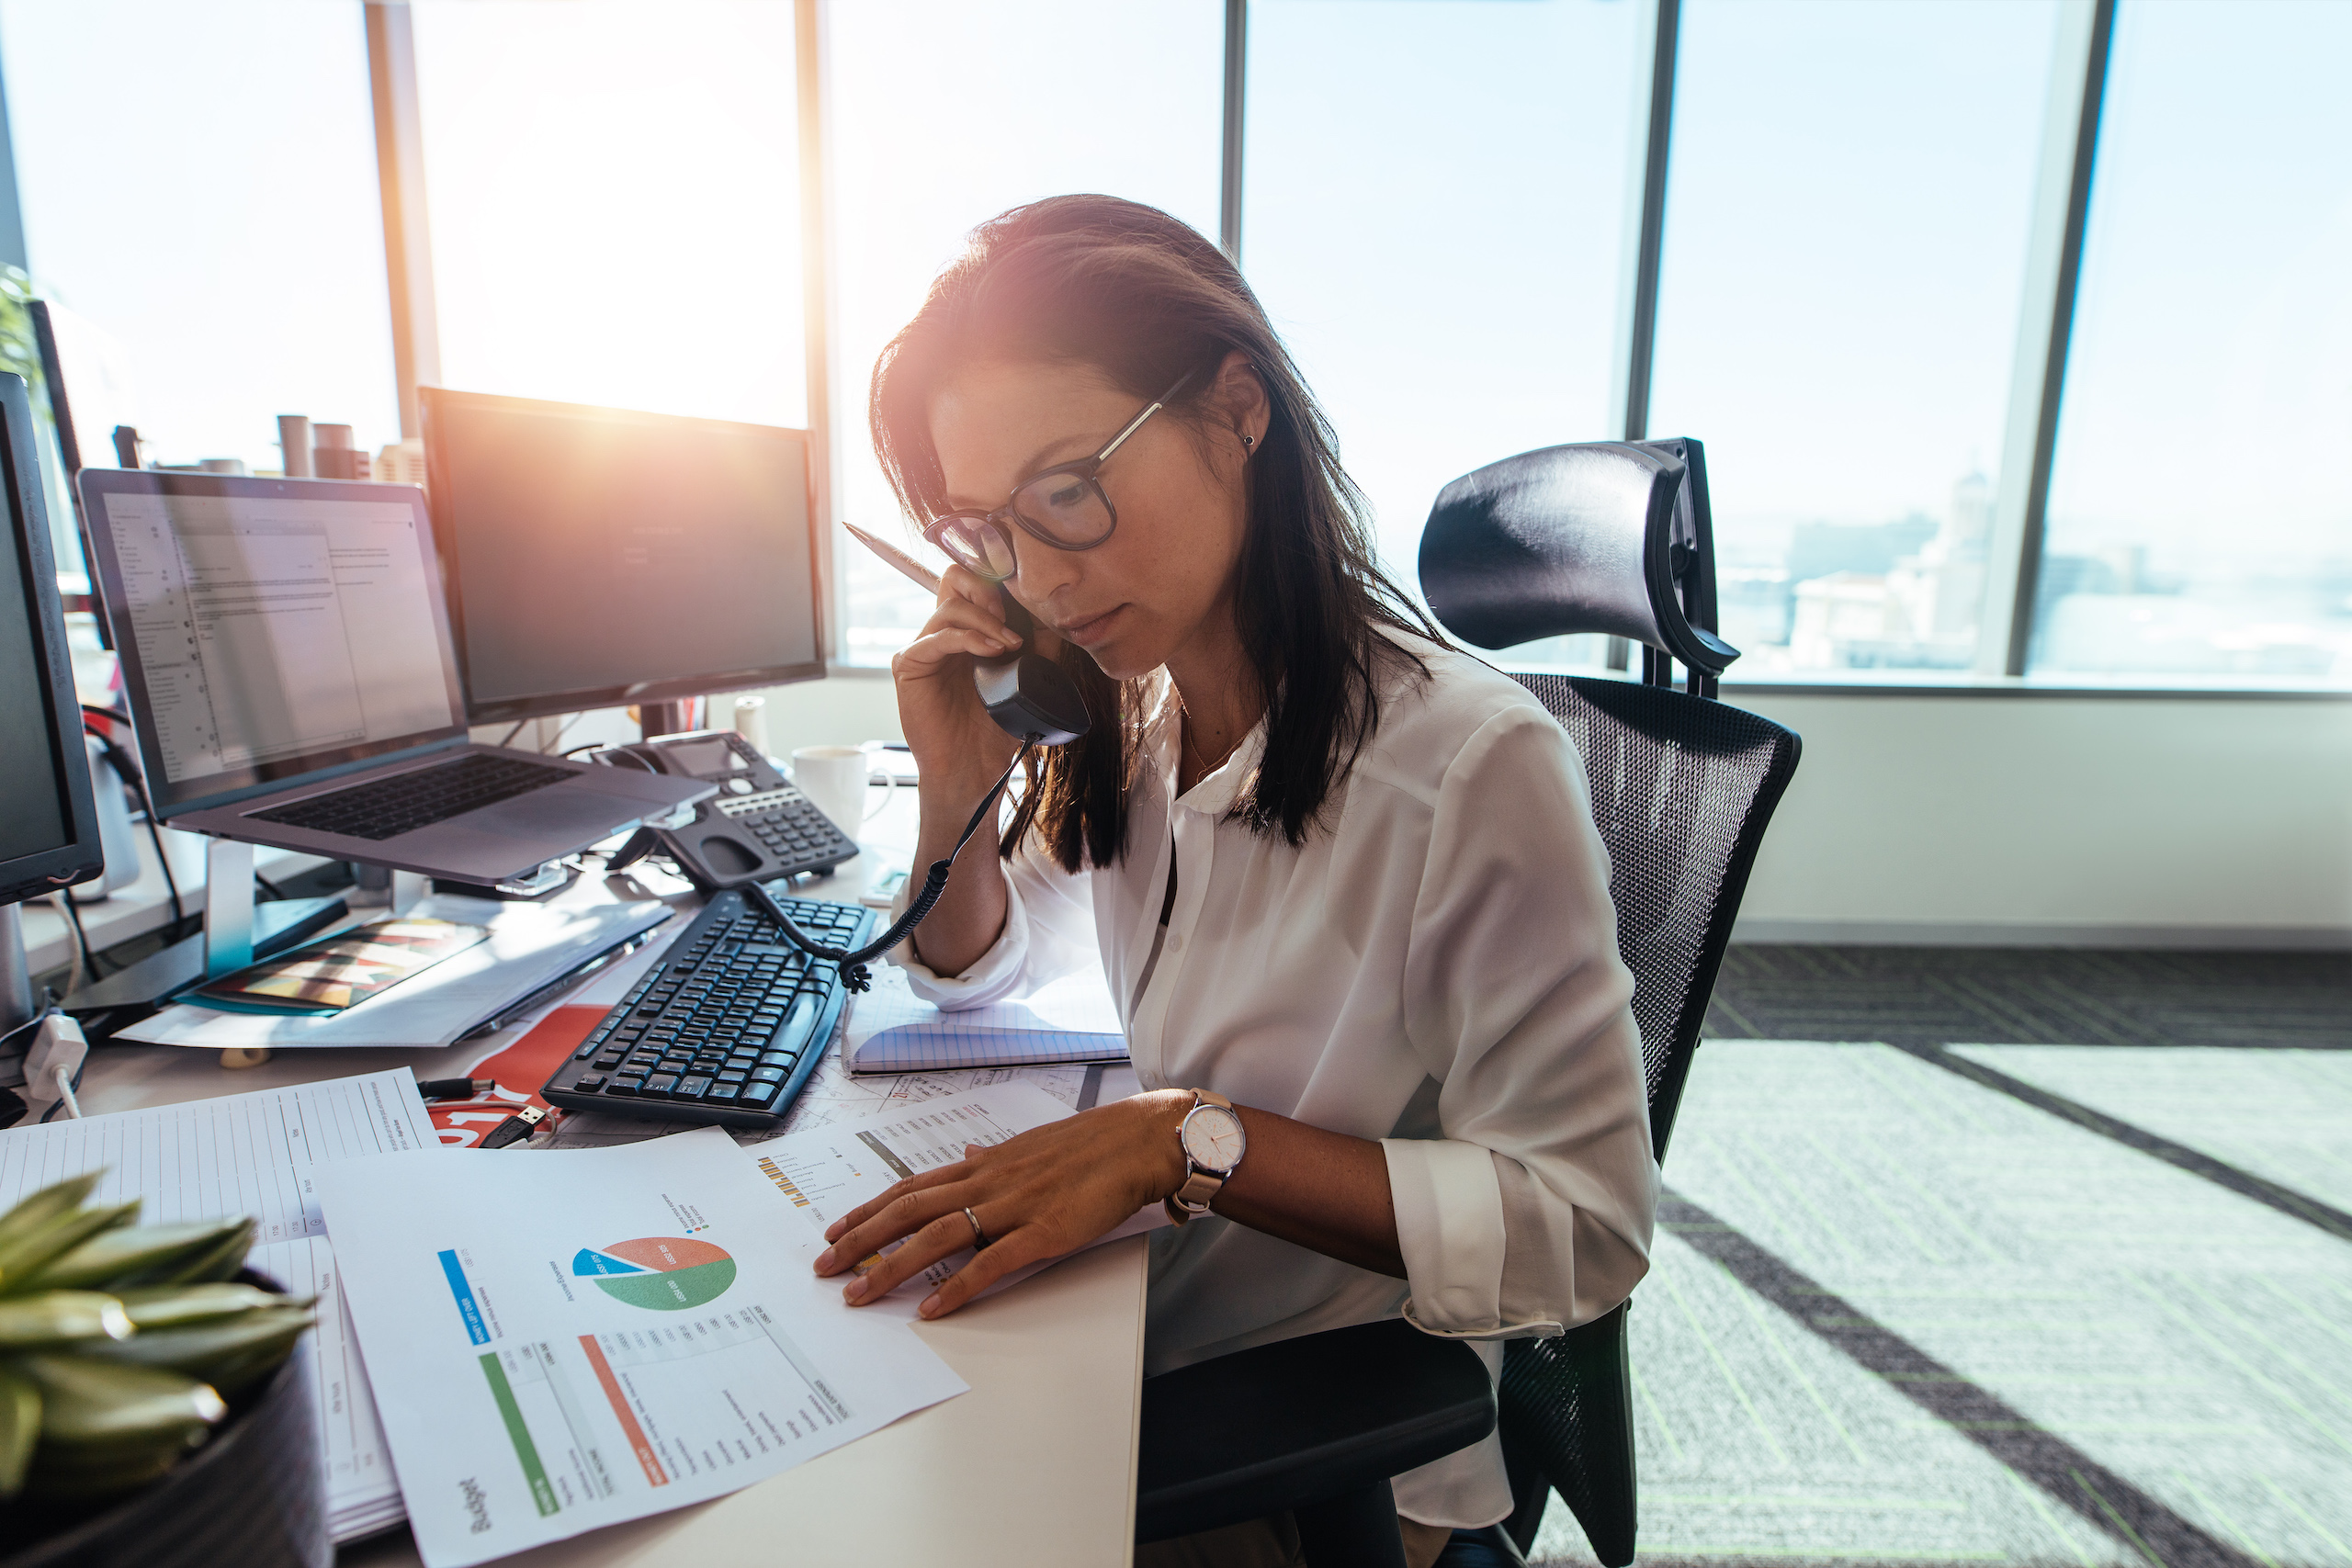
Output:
[71, 784, 1148, 1568]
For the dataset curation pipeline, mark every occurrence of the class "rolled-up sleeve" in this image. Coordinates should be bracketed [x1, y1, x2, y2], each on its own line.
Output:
[1382, 705, 1657, 1340]
[888, 831, 1101, 1010]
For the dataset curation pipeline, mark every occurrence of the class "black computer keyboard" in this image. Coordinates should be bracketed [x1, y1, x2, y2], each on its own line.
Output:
[251, 753, 571, 840]
[538, 888, 876, 1130]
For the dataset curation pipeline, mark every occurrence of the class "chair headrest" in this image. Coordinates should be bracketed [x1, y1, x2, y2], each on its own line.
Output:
[1417, 441, 1736, 675]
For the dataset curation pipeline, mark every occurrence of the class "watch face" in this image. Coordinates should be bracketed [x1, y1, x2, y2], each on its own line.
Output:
[1181, 1104, 1246, 1173]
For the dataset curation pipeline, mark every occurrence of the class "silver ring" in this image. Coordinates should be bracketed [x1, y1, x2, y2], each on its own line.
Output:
[963, 1206, 990, 1249]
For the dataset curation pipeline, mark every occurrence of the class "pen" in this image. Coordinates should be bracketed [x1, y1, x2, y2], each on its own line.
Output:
[842, 521, 942, 595]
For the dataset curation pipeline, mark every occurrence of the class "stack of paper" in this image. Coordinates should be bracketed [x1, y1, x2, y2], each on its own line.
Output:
[117, 895, 675, 1050]
[316, 1128, 972, 1566]
[0, 1069, 438, 1541]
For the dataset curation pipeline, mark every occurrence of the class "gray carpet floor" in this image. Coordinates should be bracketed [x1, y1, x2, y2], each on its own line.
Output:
[1526, 949, 2351, 1568]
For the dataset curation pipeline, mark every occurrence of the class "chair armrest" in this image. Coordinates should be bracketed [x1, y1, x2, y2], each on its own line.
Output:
[1136, 1316, 1497, 1542]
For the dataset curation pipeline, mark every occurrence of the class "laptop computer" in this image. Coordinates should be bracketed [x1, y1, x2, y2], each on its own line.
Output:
[77, 469, 713, 884]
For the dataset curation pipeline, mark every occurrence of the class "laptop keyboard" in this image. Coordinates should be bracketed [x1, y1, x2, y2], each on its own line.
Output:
[538, 889, 874, 1129]
[250, 753, 572, 841]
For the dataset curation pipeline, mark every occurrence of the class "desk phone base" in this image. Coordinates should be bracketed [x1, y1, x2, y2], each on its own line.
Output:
[539, 888, 876, 1129]
[592, 729, 862, 890]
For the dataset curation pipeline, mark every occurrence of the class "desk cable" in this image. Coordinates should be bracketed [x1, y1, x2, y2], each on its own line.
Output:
[744, 740, 1036, 993]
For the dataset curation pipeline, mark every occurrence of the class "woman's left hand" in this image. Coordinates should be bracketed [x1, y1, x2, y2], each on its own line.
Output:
[813, 1090, 1191, 1318]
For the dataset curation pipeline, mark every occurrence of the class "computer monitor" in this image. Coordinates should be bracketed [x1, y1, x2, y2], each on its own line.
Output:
[74, 471, 467, 818]
[0, 371, 104, 1030]
[420, 388, 825, 727]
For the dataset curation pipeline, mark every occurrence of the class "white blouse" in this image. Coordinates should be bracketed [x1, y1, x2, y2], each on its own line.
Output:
[893, 638, 1658, 1529]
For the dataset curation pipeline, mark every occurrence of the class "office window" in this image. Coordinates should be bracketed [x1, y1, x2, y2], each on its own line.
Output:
[411, 0, 805, 429]
[2031, 0, 2352, 685]
[1646, 0, 2058, 679]
[0, 0, 396, 486]
[830, 1, 1224, 666]
[1242, 0, 1640, 606]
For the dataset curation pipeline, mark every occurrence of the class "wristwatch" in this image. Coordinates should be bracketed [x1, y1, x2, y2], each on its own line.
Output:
[1164, 1089, 1247, 1224]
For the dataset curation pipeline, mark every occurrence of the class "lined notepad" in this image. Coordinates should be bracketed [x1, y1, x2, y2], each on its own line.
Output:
[846, 965, 1128, 1073]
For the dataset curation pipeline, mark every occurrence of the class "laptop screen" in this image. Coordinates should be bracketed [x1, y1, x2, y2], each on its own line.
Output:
[79, 473, 467, 816]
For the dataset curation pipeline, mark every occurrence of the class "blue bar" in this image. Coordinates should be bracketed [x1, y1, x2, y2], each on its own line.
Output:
[439, 1248, 490, 1345]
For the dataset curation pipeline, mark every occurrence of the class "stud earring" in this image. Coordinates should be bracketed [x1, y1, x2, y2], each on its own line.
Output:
[1241, 433, 1255, 450]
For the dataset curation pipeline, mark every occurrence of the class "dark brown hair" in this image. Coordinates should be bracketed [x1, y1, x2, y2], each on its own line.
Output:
[870, 195, 1440, 872]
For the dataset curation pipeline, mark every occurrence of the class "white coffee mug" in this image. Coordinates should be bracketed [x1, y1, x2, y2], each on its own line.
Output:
[792, 744, 896, 837]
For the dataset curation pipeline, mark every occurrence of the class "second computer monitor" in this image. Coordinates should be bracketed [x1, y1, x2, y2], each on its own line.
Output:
[421, 389, 824, 725]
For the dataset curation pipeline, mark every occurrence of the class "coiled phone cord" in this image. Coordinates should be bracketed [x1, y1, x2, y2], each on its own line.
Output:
[744, 740, 1037, 993]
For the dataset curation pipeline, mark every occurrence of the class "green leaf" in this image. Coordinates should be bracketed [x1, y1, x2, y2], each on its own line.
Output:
[0, 1201, 141, 1295]
[0, 1364, 39, 1498]
[0, 1292, 132, 1349]
[83, 1307, 313, 1394]
[0, 1174, 103, 1253]
[116, 1282, 310, 1331]
[17, 1355, 225, 1451]
[22, 1219, 251, 1293]
[147, 1220, 257, 1287]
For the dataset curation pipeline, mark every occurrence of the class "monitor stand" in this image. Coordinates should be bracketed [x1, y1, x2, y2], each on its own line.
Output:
[0, 904, 37, 1041]
[61, 838, 347, 1016]
[639, 699, 697, 740]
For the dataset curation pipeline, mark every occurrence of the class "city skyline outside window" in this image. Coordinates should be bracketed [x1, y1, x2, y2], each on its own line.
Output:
[828, 0, 1222, 667]
[0, 0, 396, 497]
[1241, 0, 1639, 615]
[411, 0, 807, 429]
[1645, 0, 2059, 680]
[2031, 0, 2352, 685]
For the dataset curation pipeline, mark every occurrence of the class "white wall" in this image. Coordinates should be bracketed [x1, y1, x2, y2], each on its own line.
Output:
[1724, 688, 2352, 946]
[745, 672, 2352, 949]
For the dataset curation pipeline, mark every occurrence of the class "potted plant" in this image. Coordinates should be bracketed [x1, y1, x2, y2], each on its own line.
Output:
[0, 1174, 326, 1568]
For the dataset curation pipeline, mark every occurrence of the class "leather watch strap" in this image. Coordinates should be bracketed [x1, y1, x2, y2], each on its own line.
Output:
[1164, 1089, 1241, 1225]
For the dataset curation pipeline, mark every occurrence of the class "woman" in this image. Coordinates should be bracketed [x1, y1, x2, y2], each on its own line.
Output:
[811, 195, 1657, 1562]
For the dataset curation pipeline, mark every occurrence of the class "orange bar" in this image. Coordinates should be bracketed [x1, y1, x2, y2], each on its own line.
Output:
[579, 1336, 668, 1487]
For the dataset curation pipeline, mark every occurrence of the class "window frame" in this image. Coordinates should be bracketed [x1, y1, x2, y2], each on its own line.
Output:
[11, 0, 2320, 697]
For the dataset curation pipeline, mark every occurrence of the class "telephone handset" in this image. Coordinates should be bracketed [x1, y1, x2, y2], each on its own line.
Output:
[744, 522, 1094, 990]
[974, 592, 1091, 746]
[593, 728, 862, 892]
[836, 519, 1091, 747]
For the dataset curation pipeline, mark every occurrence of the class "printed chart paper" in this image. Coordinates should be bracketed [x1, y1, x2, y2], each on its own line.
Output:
[315, 1129, 967, 1567]
[749, 1078, 1165, 1317]
[0, 1068, 434, 1541]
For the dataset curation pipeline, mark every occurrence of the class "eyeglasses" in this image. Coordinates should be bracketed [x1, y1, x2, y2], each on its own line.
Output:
[921, 370, 1193, 581]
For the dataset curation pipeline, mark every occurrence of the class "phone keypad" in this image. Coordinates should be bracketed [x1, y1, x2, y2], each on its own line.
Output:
[716, 785, 857, 870]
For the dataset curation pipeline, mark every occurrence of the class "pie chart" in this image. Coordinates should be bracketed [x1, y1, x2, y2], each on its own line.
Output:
[572, 1236, 737, 1311]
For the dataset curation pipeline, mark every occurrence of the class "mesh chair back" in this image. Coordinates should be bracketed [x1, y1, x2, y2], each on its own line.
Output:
[1510, 673, 1799, 1156]
[1498, 673, 1800, 1566]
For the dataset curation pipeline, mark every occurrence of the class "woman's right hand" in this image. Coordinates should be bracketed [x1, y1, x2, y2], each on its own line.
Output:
[889, 565, 1035, 976]
[889, 564, 1027, 796]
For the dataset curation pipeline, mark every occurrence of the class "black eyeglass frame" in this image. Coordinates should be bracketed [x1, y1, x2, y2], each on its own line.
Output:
[920, 369, 1195, 581]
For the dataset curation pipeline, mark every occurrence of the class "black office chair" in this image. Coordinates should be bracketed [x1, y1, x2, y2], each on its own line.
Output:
[1136, 439, 1800, 1567]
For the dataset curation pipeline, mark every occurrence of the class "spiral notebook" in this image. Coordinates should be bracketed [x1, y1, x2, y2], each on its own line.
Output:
[845, 964, 1128, 1074]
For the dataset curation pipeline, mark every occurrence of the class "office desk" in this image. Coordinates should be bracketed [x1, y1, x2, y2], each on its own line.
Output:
[72, 784, 1148, 1567]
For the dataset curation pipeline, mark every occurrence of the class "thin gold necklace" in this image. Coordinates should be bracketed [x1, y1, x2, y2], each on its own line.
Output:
[1179, 705, 1240, 780]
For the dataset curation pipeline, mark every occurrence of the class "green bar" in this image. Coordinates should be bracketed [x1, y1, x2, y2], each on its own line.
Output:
[479, 1352, 560, 1517]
